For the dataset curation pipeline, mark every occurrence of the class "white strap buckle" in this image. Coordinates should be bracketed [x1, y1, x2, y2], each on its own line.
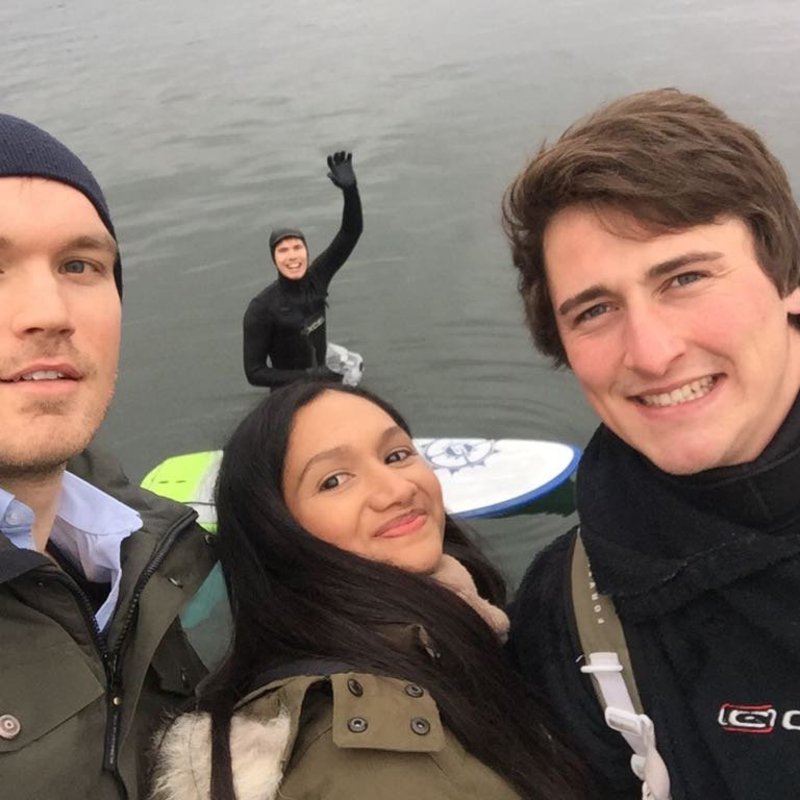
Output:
[580, 651, 624, 675]
[605, 708, 671, 800]
[605, 706, 651, 738]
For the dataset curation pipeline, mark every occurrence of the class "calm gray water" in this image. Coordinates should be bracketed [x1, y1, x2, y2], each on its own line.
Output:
[3, 0, 800, 582]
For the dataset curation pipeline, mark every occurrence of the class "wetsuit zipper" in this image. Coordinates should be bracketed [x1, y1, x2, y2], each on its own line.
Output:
[305, 330, 319, 367]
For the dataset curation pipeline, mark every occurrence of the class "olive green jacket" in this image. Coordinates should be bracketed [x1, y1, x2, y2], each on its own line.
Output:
[151, 670, 522, 800]
[0, 449, 230, 800]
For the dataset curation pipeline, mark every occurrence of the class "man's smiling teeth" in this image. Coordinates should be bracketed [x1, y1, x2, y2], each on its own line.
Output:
[639, 376, 715, 407]
[18, 370, 67, 382]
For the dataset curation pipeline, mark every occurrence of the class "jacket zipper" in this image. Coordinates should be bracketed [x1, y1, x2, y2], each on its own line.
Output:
[101, 509, 195, 771]
[48, 508, 195, 774]
[51, 571, 116, 768]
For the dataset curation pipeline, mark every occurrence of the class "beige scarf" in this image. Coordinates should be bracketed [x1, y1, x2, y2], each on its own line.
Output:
[429, 554, 510, 642]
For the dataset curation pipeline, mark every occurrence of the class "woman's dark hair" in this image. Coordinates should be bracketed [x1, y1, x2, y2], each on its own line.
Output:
[201, 381, 588, 799]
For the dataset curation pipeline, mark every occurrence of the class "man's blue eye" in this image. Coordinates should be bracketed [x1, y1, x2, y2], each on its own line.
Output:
[674, 272, 702, 286]
[63, 260, 87, 274]
[576, 304, 610, 323]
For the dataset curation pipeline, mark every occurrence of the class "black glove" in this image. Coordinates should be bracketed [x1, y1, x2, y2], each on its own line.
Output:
[309, 365, 344, 383]
[326, 151, 356, 190]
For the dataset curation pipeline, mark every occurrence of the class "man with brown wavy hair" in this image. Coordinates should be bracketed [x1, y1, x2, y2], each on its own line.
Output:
[505, 89, 800, 799]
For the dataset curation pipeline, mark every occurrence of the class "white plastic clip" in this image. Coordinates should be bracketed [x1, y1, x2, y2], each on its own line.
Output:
[580, 652, 624, 675]
[605, 707, 671, 800]
[605, 706, 649, 736]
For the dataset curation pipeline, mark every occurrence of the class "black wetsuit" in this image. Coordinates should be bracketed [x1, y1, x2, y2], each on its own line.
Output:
[243, 184, 363, 388]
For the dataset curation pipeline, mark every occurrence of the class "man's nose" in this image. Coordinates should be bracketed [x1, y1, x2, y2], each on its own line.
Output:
[621, 304, 685, 376]
[11, 267, 74, 338]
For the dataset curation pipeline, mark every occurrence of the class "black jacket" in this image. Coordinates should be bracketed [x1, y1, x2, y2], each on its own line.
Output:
[509, 397, 800, 800]
[242, 185, 363, 388]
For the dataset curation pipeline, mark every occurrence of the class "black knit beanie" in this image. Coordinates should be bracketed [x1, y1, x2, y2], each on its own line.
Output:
[0, 113, 122, 296]
[269, 227, 306, 263]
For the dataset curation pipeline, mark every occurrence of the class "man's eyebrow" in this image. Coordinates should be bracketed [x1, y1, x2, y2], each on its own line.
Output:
[645, 251, 724, 280]
[558, 285, 610, 317]
[0, 233, 118, 257]
[556, 251, 725, 317]
[61, 234, 118, 258]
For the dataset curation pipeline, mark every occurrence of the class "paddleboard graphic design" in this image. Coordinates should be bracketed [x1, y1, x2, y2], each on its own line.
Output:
[420, 438, 496, 473]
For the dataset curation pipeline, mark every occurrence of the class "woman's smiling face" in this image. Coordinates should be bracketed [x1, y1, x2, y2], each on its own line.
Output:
[282, 391, 446, 573]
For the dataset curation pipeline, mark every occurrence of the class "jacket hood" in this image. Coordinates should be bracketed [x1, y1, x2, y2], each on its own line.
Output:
[151, 712, 290, 800]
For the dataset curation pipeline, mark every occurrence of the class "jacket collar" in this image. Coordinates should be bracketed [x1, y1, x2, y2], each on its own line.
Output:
[0, 534, 50, 585]
[655, 390, 800, 531]
[152, 711, 290, 800]
[0, 467, 142, 593]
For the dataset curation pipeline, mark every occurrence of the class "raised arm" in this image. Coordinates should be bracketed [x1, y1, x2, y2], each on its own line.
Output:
[309, 151, 363, 287]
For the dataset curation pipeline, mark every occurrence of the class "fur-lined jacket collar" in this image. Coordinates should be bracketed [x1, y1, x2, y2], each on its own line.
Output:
[151, 711, 291, 800]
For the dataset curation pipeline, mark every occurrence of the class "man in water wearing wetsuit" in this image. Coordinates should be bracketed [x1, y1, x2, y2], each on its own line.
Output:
[504, 89, 800, 800]
[242, 151, 363, 388]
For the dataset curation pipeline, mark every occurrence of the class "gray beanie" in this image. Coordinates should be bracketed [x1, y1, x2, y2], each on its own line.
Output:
[0, 113, 122, 296]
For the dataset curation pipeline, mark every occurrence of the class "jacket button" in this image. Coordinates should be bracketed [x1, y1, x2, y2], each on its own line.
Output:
[410, 717, 430, 735]
[0, 714, 21, 740]
[347, 716, 368, 733]
[347, 678, 364, 697]
[404, 683, 424, 698]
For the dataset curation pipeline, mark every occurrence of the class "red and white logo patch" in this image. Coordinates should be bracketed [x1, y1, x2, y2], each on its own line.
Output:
[718, 704, 777, 734]
[718, 703, 800, 734]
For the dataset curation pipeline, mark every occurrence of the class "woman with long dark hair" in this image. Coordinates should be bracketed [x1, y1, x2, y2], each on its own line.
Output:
[152, 382, 588, 800]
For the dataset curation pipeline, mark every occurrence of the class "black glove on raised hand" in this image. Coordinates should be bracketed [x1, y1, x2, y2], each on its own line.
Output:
[326, 151, 357, 190]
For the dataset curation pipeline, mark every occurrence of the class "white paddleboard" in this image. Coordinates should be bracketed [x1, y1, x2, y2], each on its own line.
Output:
[415, 438, 580, 517]
[141, 438, 580, 529]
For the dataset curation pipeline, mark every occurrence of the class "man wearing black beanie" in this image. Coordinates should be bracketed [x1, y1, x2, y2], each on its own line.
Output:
[0, 114, 224, 800]
[242, 151, 363, 387]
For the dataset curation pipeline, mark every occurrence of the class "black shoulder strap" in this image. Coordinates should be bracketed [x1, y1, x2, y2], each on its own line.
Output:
[247, 658, 357, 694]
